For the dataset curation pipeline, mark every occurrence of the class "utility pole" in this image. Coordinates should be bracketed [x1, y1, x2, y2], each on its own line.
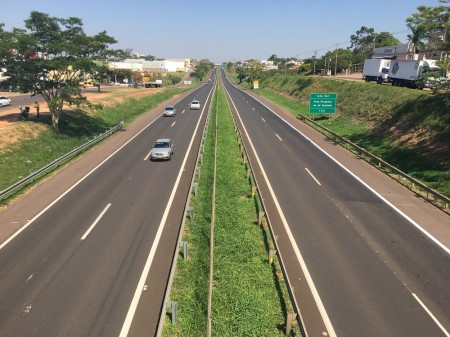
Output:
[334, 44, 339, 76]
[313, 50, 317, 75]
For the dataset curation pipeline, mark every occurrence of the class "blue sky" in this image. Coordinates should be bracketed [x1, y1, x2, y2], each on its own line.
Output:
[1, 0, 443, 63]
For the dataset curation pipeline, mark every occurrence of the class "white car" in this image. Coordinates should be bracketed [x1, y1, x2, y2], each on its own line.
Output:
[190, 100, 200, 110]
[150, 138, 174, 161]
[163, 105, 176, 117]
[0, 96, 12, 108]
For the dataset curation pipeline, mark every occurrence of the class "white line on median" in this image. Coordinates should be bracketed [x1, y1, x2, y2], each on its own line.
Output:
[305, 168, 322, 186]
[81, 203, 111, 240]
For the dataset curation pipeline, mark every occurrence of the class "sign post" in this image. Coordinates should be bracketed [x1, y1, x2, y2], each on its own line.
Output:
[309, 93, 336, 114]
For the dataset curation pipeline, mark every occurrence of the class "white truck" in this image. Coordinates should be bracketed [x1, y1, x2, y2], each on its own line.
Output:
[362, 59, 391, 84]
[144, 79, 163, 88]
[388, 60, 444, 88]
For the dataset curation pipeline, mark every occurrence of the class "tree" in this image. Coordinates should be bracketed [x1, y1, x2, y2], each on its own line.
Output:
[374, 32, 401, 48]
[0, 11, 118, 132]
[191, 59, 213, 81]
[406, 4, 450, 54]
[349, 26, 375, 55]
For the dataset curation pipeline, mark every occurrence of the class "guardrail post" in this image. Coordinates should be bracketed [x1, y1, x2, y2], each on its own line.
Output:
[179, 241, 188, 260]
[197, 167, 201, 178]
[285, 312, 297, 336]
[193, 183, 198, 196]
[187, 206, 194, 220]
[258, 211, 265, 225]
[166, 301, 178, 324]
[252, 185, 257, 197]
[269, 248, 276, 264]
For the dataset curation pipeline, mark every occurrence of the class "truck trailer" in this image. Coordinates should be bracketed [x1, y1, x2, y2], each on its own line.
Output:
[362, 59, 391, 84]
[388, 60, 444, 88]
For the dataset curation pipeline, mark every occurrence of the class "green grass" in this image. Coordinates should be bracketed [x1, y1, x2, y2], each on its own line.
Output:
[231, 73, 450, 198]
[163, 74, 298, 336]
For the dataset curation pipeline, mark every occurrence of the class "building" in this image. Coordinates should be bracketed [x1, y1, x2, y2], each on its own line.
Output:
[108, 58, 191, 73]
[372, 43, 415, 60]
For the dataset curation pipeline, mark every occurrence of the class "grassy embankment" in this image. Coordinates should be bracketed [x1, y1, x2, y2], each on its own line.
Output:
[0, 85, 192, 200]
[163, 77, 299, 336]
[231, 73, 450, 198]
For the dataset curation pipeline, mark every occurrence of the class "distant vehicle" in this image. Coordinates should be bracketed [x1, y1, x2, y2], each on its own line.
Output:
[362, 59, 391, 84]
[190, 100, 200, 110]
[0, 96, 12, 108]
[163, 105, 176, 117]
[150, 138, 174, 161]
[388, 60, 445, 89]
[144, 79, 163, 88]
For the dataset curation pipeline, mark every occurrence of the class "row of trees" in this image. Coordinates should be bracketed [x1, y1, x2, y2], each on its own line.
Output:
[191, 59, 214, 81]
[0, 11, 124, 131]
[232, 1, 449, 88]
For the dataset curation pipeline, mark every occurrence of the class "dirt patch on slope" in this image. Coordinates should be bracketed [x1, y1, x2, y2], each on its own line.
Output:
[0, 87, 161, 151]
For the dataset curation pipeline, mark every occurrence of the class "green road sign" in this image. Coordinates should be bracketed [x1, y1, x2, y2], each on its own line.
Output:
[309, 93, 336, 114]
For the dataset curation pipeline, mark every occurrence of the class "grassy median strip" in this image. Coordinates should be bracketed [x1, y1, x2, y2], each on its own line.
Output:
[163, 78, 298, 336]
[0, 86, 190, 198]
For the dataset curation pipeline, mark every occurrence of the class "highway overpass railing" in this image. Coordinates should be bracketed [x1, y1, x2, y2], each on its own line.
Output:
[0, 121, 124, 202]
[297, 114, 450, 213]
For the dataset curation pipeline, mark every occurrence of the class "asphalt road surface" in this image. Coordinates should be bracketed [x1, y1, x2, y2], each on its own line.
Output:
[0, 78, 215, 336]
[221, 69, 450, 337]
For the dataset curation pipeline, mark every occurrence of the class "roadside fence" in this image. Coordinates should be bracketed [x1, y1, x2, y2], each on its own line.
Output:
[297, 114, 450, 213]
[0, 121, 124, 202]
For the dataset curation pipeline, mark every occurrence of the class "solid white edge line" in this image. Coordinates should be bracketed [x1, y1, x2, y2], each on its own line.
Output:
[275, 133, 283, 142]
[240, 85, 450, 257]
[223, 82, 337, 337]
[305, 168, 322, 186]
[412, 293, 450, 336]
[81, 203, 111, 240]
[118, 84, 215, 337]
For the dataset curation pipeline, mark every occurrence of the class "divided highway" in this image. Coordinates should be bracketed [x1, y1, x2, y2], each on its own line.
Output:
[1, 68, 449, 337]
[0, 79, 215, 336]
[221, 69, 450, 337]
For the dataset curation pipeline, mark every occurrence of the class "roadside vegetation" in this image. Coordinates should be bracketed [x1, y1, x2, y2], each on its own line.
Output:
[0, 86, 192, 200]
[228, 71, 450, 198]
[163, 76, 299, 336]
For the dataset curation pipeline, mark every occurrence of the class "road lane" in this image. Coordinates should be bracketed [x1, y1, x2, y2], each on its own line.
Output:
[0, 79, 215, 336]
[222, 71, 450, 337]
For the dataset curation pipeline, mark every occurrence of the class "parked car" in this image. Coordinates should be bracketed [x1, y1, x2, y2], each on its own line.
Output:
[0, 96, 12, 108]
[190, 100, 200, 110]
[150, 138, 174, 161]
[163, 105, 176, 117]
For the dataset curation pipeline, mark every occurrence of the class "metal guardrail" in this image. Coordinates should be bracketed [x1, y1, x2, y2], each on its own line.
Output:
[297, 114, 450, 211]
[0, 121, 124, 202]
[155, 84, 216, 337]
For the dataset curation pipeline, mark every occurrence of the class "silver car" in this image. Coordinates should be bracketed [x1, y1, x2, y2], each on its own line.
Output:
[150, 138, 174, 161]
[163, 105, 176, 117]
[0, 96, 12, 108]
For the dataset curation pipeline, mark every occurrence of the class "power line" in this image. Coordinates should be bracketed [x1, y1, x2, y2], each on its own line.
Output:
[296, 29, 411, 59]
